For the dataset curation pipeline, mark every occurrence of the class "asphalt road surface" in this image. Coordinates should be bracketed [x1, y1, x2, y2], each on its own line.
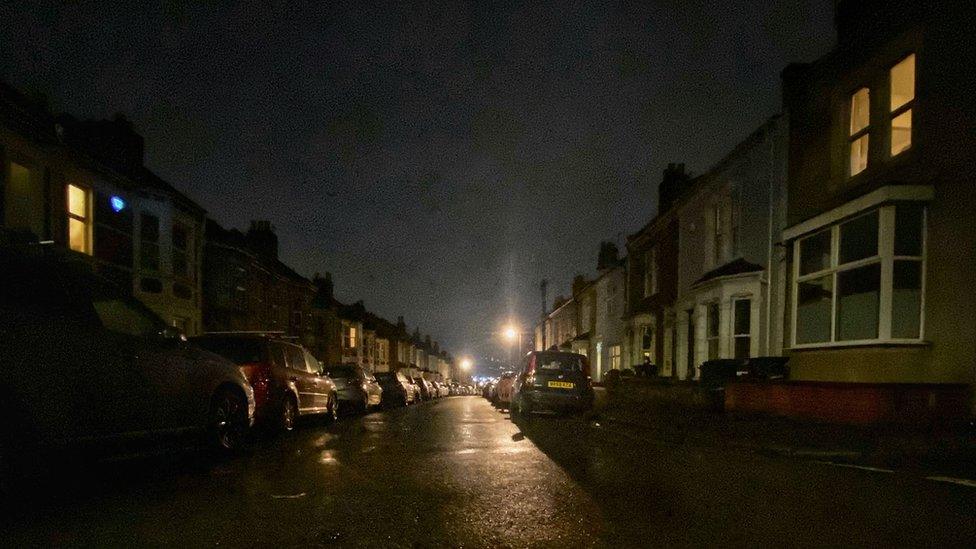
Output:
[2, 397, 975, 547]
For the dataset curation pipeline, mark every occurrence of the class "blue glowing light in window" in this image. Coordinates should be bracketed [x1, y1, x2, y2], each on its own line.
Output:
[110, 196, 126, 213]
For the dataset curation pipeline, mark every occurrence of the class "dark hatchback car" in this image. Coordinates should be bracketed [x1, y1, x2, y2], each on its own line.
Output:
[511, 351, 594, 416]
[375, 371, 415, 407]
[190, 333, 338, 431]
[0, 246, 255, 463]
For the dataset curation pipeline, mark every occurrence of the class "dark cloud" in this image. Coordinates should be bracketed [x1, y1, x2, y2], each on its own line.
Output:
[0, 0, 835, 357]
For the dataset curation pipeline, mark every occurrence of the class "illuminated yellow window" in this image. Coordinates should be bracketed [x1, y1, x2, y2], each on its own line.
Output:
[66, 184, 91, 254]
[890, 54, 915, 156]
[849, 87, 870, 176]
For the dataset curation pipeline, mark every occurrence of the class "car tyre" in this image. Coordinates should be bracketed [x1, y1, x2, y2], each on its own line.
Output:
[326, 393, 339, 424]
[209, 388, 248, 453]
[279, 395, 298, 432]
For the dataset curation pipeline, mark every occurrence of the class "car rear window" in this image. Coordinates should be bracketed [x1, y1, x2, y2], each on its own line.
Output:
[326, 365, 356, 378]
[192, 337, 265, 365]
[535, 353, 585, 372]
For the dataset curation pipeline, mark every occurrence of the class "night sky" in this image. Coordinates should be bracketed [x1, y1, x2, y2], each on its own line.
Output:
[0, 1, 834, 363]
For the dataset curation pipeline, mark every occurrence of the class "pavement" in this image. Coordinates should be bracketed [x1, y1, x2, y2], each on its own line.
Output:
[593, 385, 976, 480]
[2, 396, 975, 547]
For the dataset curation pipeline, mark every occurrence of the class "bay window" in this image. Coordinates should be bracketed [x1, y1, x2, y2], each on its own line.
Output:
[706, 302, 720, 360]
[732, 298, 751, 359]
[792, 204, 925, 347]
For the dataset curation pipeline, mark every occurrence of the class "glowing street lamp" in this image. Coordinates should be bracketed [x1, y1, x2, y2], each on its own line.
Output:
[501, 323, 523, 368]
[460, 358, 473, 371]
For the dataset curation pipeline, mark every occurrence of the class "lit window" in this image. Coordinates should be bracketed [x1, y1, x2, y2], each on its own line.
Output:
[67, 184, 91, 254]
[643, 247, 657, 297]
[890, 54, 915, 156]
[849, 87, 870, 176]
[793, 205, 925, 346]
[609, 345, 621, 370]
[732, 298, 751, 359]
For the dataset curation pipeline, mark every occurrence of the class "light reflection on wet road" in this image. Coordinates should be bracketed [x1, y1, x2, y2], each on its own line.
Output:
[3, 397, 975, 547]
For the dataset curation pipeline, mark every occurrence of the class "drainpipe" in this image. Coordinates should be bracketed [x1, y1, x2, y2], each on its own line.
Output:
[763, 119, 778, 356]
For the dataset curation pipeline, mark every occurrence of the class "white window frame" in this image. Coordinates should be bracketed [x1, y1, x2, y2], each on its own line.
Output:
[712, 204, 724, 266]
[731, 297, 752, 359]
[790, 204, 926, 349]
[706, 301, 721, 360]
[609, 345, 621, 370]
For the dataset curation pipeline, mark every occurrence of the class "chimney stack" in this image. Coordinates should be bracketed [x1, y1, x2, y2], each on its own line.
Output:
[246, 220, 279, 259]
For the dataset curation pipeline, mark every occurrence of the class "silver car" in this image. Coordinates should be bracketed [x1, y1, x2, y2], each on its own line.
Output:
[0, 247, 255, 463]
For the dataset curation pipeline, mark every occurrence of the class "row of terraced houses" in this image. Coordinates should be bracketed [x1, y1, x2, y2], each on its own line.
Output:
[0, 83, 461, 383]
[535, 0, 976, 424]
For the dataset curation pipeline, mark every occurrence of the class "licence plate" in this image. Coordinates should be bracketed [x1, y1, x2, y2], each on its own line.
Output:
[547, 381, 575, 389]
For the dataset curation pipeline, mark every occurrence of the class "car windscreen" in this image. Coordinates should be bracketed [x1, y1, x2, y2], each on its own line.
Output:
[326, 365, 356, 378]
[535, 353, 585, 372]
[192, 337, 265, 365]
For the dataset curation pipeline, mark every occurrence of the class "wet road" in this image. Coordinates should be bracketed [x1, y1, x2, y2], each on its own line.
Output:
[3, 396, 975, 547]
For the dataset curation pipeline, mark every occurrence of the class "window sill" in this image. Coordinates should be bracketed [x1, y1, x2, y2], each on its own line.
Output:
[789, 339, 930, 351]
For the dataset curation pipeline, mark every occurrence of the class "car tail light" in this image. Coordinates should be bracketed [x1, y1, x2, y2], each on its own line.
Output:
[239, 362, 272, 408]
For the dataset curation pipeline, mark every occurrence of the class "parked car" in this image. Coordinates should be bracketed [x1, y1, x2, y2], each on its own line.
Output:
[326, 364, 382, 413]
[375, 371, 416, 407]
[0, 245, 255, 464]
[413, 377, 433, 401]
[190, 333, 338, 431]
[494, 372, 516, 408]
[511, 351, 594, 416]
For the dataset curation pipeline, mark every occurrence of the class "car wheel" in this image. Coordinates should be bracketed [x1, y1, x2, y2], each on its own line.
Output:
[210, 388, 248, 452]
[279, 395, 298, 432]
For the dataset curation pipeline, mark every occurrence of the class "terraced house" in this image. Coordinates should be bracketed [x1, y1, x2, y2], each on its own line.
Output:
[750, 0, 976, 422]
[1, 82, 206, 334]
[674, 115, 789, 380]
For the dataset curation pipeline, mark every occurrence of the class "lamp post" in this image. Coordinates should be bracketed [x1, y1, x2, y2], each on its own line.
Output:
[502, 323, 523, 369]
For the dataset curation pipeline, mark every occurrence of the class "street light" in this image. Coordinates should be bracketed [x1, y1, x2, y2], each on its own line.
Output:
[460, 358, 472, 371]
[501, 323, 523, 369]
